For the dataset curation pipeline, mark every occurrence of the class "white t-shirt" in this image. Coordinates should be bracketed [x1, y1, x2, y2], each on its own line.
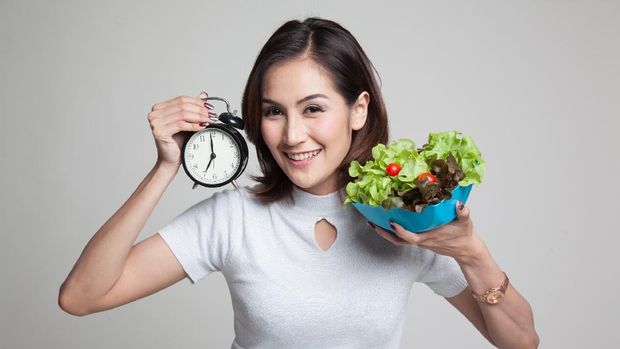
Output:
[158, 185, 468, 349]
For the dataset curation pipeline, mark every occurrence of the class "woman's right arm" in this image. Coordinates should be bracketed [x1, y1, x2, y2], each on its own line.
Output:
[58, 95, 216, 316]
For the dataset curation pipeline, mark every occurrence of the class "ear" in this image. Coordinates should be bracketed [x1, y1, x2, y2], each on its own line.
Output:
[350, 91, 370, 131]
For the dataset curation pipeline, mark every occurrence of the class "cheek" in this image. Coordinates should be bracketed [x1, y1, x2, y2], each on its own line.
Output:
[312, 116, 350, 145]
[260, 121, 279, 148]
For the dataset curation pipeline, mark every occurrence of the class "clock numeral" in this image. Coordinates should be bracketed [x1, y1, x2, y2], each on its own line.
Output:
[212, 173, 217, 180]
[189, 153, 194, 159]
[193, 164, 198, 169]
[193, 143, 199, 150]
[200, 135, 205, 142]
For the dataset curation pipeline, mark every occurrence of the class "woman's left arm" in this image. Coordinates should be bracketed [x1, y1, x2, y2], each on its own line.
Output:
[446, 239, 539, 349]
[370, 201, 540, 349]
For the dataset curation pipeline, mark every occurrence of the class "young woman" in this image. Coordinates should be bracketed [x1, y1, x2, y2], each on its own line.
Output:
[59, 17, 539, 348]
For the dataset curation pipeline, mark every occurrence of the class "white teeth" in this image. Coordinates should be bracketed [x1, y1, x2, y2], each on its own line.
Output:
[287, 150, 320, 161]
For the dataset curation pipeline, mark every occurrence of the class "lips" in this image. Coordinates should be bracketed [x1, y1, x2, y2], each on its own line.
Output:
[285, 149, 321, 161]
[283, 149, 321, 167]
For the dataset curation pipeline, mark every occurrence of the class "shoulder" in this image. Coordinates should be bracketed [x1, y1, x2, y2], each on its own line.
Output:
[410, 245, 463, 279]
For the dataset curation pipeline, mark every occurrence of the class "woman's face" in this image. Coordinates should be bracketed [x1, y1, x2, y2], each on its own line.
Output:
[261, 56, 369, 195]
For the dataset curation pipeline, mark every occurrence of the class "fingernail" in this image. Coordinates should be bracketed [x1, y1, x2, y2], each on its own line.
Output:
[366, 221, 375, 229]
[204, 102, 214, 109]
[389, 222, 396, 230]
[458, 201, 464, 211]
[200, 91, 208, 98]
[208, 111, 217, 116]
[199, 122, 207, 127]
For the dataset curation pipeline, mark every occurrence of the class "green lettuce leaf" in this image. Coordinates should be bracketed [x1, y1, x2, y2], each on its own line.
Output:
[344, 130, 486, 210]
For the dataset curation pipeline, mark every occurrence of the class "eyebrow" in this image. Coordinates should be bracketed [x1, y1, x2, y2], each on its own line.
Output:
[261, 93, 329, 106]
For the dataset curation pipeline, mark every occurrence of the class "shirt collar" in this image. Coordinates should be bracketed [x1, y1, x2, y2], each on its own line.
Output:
[277, 185, 351, 216]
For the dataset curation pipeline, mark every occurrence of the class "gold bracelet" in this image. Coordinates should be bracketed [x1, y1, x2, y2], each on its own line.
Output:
[471, 272, 509, 305]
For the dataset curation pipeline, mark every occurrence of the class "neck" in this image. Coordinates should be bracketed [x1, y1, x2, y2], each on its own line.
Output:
[278, 185, 349, 216]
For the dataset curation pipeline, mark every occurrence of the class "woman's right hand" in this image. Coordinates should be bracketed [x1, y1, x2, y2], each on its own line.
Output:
[147, 93, 216, 169]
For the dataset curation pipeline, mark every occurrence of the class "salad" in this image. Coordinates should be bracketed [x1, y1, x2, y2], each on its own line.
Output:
[344, 130, 486, 213]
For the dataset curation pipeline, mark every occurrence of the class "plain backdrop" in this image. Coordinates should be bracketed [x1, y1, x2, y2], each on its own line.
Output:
[1, 0, 618, 348]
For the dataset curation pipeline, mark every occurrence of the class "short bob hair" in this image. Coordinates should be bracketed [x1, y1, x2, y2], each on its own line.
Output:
[242, 16, 389, 205]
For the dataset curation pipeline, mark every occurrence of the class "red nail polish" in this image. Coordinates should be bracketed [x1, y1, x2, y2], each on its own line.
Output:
[203, 102, 210, 108]
[389, 222, 396, 230]
[367, 221, 375, 229]
[199, 122, 207, 127]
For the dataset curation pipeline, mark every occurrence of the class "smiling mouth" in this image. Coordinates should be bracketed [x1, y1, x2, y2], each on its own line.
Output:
[284, 149, 321, 160]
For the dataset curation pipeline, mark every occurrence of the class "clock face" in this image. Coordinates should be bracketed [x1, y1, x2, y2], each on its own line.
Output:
[183, 127, 241, 185]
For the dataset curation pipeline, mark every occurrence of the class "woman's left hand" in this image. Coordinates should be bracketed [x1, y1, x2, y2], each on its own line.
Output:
[369, 200, 483, 263]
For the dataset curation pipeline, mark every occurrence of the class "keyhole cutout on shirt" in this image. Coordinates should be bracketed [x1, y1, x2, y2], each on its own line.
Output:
[314, 218, 337, 252]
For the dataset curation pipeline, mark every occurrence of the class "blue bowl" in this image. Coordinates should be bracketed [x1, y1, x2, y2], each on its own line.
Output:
[352, 184, 473, 234]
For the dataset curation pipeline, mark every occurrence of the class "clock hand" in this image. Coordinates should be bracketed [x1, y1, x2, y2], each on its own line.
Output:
[203, 158, 213, 174]
[203, 152, 216, 174]
[210, 132, 217, 172]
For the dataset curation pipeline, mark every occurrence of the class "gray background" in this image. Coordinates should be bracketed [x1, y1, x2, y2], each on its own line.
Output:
[1, 0, 618, 348]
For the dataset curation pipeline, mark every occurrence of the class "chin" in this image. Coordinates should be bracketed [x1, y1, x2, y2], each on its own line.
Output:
[295, 176, 340, 195]
[275, 154, 336, 192]
[288, 176, 316, 189]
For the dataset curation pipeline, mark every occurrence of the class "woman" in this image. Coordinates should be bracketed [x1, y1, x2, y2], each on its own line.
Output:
[59, 17, 539, 348]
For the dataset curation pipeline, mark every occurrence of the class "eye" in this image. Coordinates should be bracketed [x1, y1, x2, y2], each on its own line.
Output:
[305, 105, 324, 114]
[263, 107, 282, 117]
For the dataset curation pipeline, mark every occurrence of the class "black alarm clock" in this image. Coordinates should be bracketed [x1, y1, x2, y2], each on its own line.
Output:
[181, 96, 249, 189]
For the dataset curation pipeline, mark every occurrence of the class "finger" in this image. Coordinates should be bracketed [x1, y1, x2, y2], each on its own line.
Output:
[389, 221, 431, 245]
[198, 92, 215, 109]
[455, 200, 471, 222]
[152, 108, 216, 132]
[368, 222, 409, 246]
[169, 119, 207, 133]
[150, 101, 210, 120]
[151, 112, 212, 132]
[151, 95, 208, 112]
[151, 108, 216, 132]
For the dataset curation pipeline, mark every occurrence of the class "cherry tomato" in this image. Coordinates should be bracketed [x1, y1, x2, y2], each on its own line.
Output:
[386, 162, 401, 176]
[417, 172, 437, 183]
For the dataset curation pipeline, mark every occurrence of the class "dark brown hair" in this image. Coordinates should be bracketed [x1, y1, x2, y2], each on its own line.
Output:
[241, 16, 389, 205]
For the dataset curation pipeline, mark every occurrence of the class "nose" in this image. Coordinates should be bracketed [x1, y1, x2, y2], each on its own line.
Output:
[283, 113, 308, 146]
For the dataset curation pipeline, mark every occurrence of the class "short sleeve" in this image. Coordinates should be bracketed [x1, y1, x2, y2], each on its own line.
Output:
[157, 188, 239, 284]
[415, 248, 469, 298]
